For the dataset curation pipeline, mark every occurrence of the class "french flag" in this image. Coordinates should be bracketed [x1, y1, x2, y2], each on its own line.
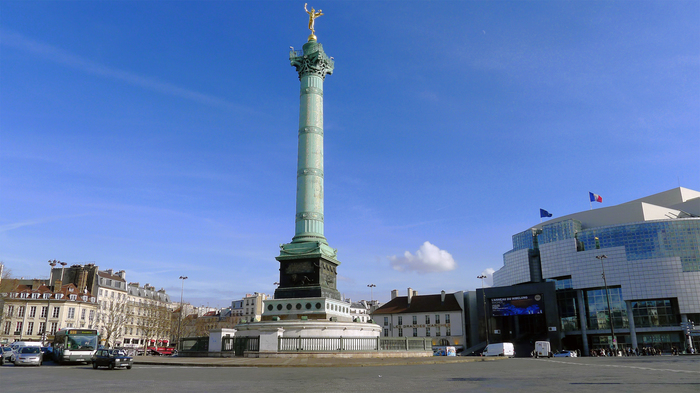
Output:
[589, 192, 603, 203]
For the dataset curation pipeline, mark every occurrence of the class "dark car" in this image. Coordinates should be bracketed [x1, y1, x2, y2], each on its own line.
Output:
[40, 347, 54, 362]
[91, 349, 133, 370]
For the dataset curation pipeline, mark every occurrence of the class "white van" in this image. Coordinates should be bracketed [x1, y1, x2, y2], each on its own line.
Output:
[533, 341, 552, 358]
[484, 342, 515, 357]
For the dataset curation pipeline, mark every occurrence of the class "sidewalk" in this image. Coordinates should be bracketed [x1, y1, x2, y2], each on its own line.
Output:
[133, 355, 506, 368]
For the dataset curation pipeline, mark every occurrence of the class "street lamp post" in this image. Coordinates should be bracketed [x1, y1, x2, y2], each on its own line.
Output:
[596, 252, 617, 353]
[477, 274, 489, 345]
[176, 276, 188, 351]
[367, 284, 376, 303]
[44, 260, 59, 345]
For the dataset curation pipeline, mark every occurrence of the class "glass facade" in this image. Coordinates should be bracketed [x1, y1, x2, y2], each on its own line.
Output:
[631, 299, 678, 328]
[550, 276, 579, 331]
[557, 290, 579, 331]
[540, 220, 582, 245]
[512, 228, 541, 251]
[585, 287, 628, 330]
[575, 220, 700, 272]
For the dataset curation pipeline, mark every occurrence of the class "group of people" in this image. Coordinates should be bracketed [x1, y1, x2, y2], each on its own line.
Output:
[589, 346, 688, 357]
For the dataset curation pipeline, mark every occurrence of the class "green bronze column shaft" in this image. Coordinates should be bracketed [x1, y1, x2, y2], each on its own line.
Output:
[289, 39, 334, 244]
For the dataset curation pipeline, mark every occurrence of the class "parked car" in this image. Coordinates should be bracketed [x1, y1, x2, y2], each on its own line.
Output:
[8, 342, 42, 363]
[92, 349, 133, 370]
[553, 350, 577, 357]
[14, 346, 43, 366]
[0, 347, 13, 365]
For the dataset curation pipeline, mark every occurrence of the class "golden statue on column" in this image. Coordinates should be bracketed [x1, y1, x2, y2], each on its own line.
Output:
[305, 3, 323, 41]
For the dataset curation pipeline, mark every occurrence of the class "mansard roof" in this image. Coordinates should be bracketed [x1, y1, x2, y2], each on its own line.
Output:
[372, 293, 462, 315]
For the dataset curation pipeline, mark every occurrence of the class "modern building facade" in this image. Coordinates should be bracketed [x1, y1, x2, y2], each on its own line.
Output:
[492, 187, 700, 353]
[372, 288, 467, 351]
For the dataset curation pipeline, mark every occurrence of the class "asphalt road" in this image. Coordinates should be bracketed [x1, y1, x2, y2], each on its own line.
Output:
[2, 356, 698, 393]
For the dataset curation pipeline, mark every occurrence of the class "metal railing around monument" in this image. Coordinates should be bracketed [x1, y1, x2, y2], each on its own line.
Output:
[221, 336, 260, 355]
[278, 337, 431, 352]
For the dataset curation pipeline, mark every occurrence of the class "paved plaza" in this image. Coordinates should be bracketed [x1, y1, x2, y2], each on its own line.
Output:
[1, 356, 698, 393]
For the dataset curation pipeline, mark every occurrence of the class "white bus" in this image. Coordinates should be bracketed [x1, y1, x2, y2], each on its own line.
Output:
[52, 329, 99, 364]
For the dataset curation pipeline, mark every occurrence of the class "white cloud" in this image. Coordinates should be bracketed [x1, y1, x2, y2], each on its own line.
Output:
[480, 267, 495, 287]
[388, 241, 457, 273]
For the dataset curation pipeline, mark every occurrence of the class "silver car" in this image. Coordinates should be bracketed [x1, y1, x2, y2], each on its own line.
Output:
[14, 346, 42, 366]
[0, 347, 12, 365]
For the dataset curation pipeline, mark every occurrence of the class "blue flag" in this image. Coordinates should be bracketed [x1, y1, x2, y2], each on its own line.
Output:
[540, 208, 553, 218]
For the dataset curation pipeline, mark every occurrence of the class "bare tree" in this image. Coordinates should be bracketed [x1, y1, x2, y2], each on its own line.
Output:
[138, 300, 172, 353]
[0, 262, 19, 328]
[96, 295, 132, 348]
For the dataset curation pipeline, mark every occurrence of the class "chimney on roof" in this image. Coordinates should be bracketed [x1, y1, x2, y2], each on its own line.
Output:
[105, 269, 113, 275]
[32, 280, 40, 290]
[407, 287, 415, 306]
[391, 289, 398, 300]
[441, 290, 446, 304]
[55, 280, 62, 291]
[118, 270, 126, 279]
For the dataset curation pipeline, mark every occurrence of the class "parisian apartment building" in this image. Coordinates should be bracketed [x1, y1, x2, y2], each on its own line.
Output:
[372, 288, 467, 350]
[0, 279, 98, 345]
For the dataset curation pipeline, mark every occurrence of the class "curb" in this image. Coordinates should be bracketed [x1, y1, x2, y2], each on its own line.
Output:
[133, 356, 506, 368]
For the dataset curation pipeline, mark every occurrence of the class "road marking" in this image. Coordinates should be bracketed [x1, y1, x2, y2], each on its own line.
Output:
[521, 358, 700, 374]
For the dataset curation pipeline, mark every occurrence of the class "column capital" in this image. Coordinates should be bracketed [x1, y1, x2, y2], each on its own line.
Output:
[290, 41, 334, 80]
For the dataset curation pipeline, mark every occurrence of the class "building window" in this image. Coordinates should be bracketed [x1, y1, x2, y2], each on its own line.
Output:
[50, 322, 58, 334]
[89, 310, 95, 321]
[585, 287, 628, 330]
[18, 306, 25, 317]
[445, 314, 450, 323]
[15, 322, 23, 334]
[53, 307, 60, 318]
[425, 315, 430, 324]
[412, 316, 417, 325]
[426, 327, 431, 337]
[26, 322, 34, 335]
[6, 305, 13, 317]
[383, 328, 389, 337]
[39, 322, 46, 334]
[436, 327, 441, 337]
[41, 306, 48, 318]
[81, 309, 86, 320]
[29, 306, 37, 318]
[398, 328, 403, 337]
[398, 316, 403, 325]
[413, 328, 418, 337]
[632, 299, 678, 328]
[435, 314, 440, 324]
[3, 321, 10, 335]
[384, 317, 388, 326]
[446, 327, 451, 336]
[67, 307, 75, 319]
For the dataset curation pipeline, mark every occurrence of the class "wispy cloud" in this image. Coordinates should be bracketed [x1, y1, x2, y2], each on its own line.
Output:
[0, 30, 249, 112]
[0, 214, 90, 233]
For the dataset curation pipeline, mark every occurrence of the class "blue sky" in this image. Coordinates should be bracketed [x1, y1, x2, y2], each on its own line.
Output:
[1, 1, 698, 308]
